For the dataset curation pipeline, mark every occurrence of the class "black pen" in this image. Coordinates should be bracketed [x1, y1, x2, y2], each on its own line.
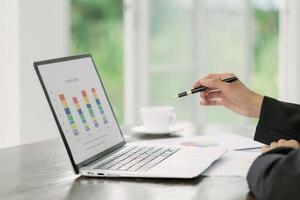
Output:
[171, 76, 239, 99]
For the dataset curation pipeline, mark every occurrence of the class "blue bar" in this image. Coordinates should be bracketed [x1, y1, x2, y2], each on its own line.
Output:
[65, 108, 71, 115]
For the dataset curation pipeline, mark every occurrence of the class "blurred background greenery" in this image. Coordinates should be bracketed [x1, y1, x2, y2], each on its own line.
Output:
[71, 0, 124, 122]
[71, 0, 279, 125]
[252, 5, 279, 98]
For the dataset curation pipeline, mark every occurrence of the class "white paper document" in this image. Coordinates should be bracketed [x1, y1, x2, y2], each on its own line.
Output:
[200, 134, 264, 150]
[133, 134, 264, 150]
[132, 134, 263, 177]
[202, 150, 261, 177]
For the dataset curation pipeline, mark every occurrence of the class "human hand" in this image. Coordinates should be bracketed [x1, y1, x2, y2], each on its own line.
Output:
[262, 139, 300, 153]
[193, 73, 264, 118]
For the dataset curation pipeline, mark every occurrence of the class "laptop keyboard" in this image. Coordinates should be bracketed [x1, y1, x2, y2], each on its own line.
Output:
[94, 146, 179, 172]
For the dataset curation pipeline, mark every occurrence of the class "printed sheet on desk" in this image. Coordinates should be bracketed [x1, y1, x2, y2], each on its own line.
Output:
[132, 134, 264, 150]
[202, 150, 261, 177]
[132, 134, 263, 177]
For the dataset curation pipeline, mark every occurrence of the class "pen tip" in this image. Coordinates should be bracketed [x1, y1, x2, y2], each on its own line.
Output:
[170, 96, 178, 99]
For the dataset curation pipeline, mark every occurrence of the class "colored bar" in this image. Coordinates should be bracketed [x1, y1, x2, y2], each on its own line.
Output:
[91, 88, 108, 124]
[59, 94, 65, 101]
[58, 94, 79, 136]
[72, 97, 90, 132]
[81, 90, 99, 128]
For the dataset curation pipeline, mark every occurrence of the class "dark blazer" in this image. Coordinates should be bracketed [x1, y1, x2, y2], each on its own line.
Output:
[247, 96, 300, 200]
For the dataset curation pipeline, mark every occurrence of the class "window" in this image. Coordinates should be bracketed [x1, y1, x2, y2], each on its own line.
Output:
[71, 0, 124, 122]
[71, 0, 281, 128]
[124, 0, 281, 129]
[252, 0, 280, 98]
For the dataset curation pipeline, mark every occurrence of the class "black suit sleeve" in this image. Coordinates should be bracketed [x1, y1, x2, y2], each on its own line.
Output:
[247, 96, 300, 199]
[247, 147, 300, 200]
[254, 96, 300, 144]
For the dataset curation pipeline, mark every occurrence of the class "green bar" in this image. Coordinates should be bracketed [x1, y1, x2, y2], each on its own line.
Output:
[68, 115, 73, 121]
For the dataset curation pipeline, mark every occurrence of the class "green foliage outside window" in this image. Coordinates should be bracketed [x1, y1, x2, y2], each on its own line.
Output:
[252, 7, 279, 98]
[71, 0, 124, 123]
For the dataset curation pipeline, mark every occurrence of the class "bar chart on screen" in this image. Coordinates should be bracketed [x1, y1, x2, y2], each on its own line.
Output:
[56, 88, 110, 137]
[38, 59, 125, 163]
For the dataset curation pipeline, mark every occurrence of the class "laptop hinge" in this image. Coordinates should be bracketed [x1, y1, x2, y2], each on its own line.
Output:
[83, 145, 127, 169]
[77, 141, 126, 170]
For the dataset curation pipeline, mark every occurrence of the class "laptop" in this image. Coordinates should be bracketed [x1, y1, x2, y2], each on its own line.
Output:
[34, 54, 226, 178]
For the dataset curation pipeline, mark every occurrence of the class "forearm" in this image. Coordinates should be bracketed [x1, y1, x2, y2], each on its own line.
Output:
[245, 92, 264, 118]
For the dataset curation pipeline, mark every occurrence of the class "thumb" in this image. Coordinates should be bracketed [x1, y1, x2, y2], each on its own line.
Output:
[200, 78, 228, 90]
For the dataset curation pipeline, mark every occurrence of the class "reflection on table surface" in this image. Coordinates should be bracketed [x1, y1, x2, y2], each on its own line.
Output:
[0, 127, 255, 200]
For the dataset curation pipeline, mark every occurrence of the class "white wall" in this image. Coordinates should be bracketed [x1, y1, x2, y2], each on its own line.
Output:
[19, 0, 70, 145]
[0, 0, 21, 148]
[0, 0, 69, 148]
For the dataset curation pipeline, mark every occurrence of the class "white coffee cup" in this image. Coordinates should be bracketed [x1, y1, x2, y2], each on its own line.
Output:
[140, 106, 176, 132]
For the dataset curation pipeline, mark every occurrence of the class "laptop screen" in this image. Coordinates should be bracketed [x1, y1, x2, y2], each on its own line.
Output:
[37, 56, 124, 165]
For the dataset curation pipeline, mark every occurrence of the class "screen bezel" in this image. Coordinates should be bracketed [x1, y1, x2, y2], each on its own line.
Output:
[34, 54, 125, 174]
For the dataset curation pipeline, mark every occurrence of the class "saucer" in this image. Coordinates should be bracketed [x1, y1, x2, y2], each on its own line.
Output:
[131, 124, 185, 135]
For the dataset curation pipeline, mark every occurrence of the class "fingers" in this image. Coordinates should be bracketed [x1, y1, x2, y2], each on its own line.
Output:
[270, 141, 277, 148]
[275, 139, 299, 148]
[200, 91, 222, 106]
[200, 91, 221, 99]
[198, 78, 229, 91]
[277, 139, 286, 145]
[193, 73, 235, 88]
[262, 145, 270, 153]
[193, 78, 225, 90]
[266, 139, 300, 152]
[286, 140, 300, 148]
[193, 80, 201, 89]
[204, 73, 235, 80]
[200, 98, 223, 106]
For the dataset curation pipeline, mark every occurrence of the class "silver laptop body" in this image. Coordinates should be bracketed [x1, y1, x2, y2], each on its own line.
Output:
[34, 54, 226, 178]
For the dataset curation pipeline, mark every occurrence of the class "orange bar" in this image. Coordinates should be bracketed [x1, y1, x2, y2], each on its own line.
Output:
[59, 94, 65, 101]
[72, 97, 79, 104]
[81, 90, 87, 97]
